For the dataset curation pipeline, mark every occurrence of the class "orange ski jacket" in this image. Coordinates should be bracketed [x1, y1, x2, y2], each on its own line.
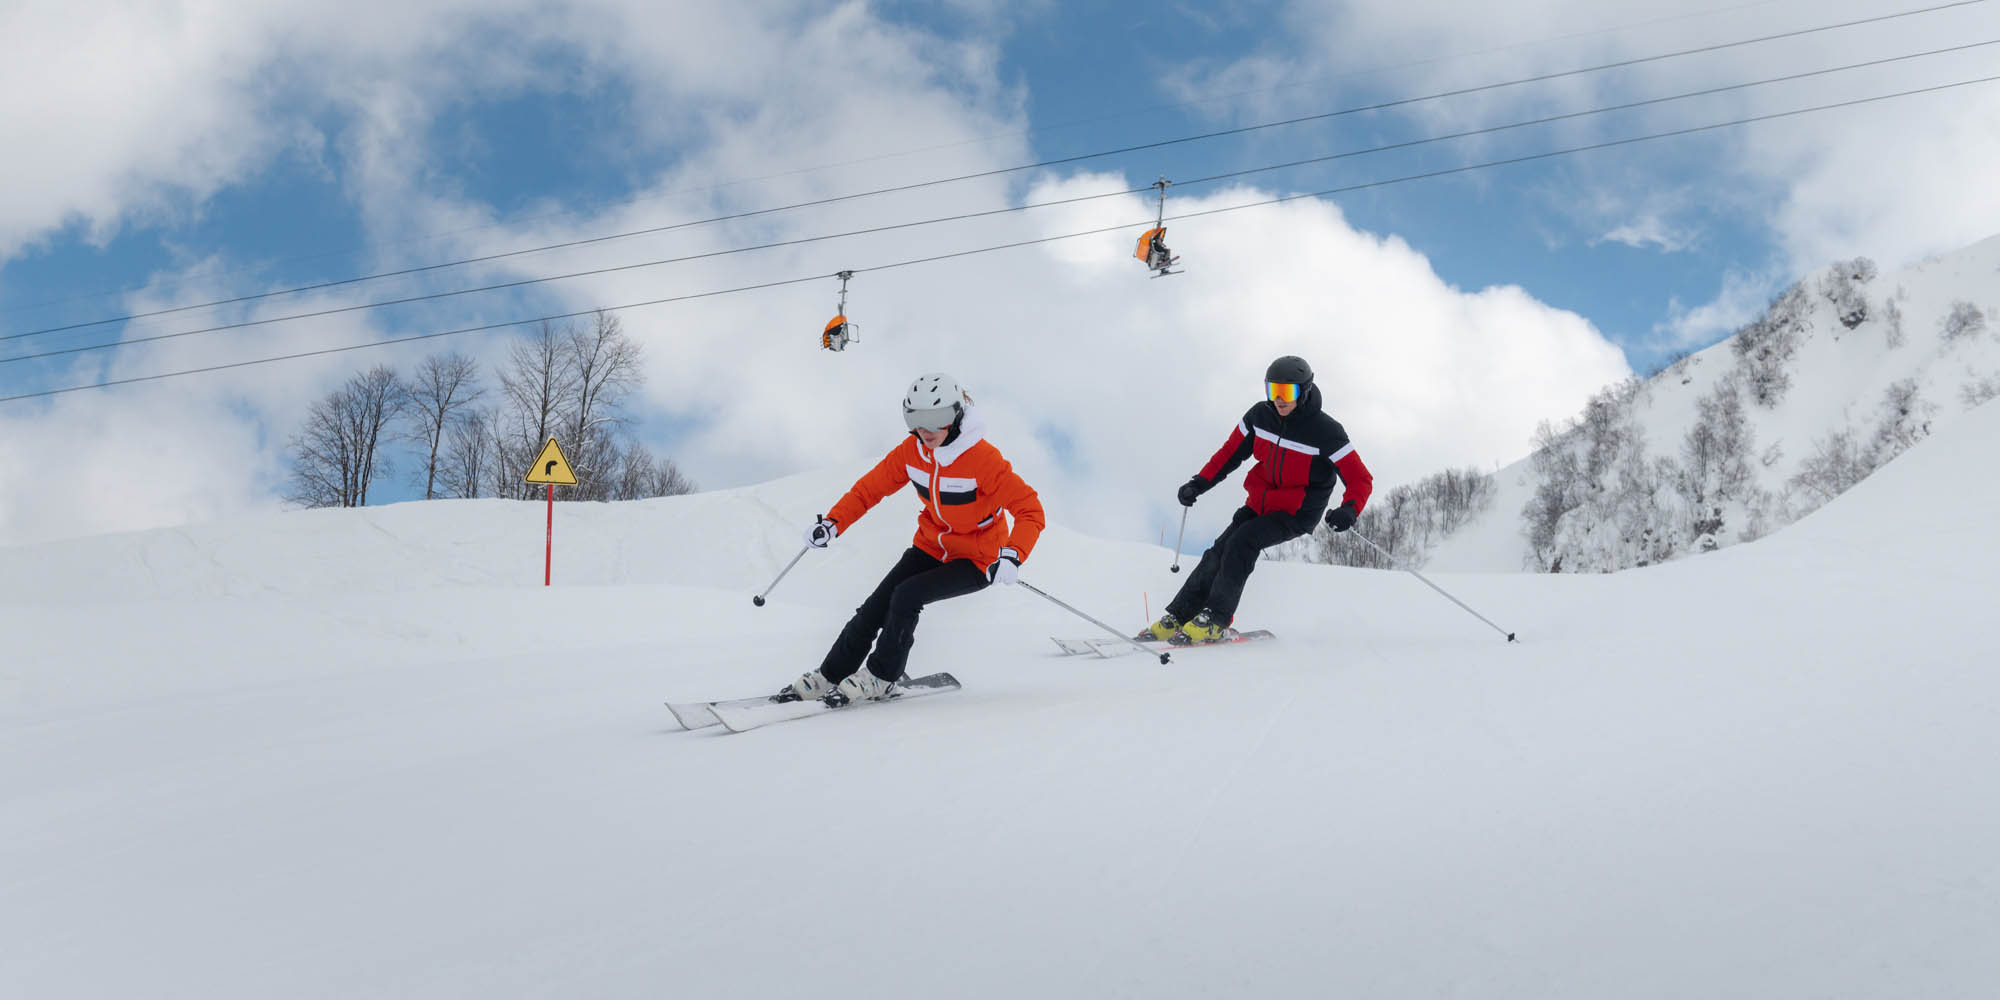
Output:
[825, 408, 1045, 568]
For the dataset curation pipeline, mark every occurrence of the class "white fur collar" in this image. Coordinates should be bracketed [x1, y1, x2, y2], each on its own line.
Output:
[920, 406, 986, 467]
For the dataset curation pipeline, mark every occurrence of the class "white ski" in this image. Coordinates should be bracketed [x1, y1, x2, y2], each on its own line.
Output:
[705, 672, 961, 733]
[1050, 629, 1275, 658]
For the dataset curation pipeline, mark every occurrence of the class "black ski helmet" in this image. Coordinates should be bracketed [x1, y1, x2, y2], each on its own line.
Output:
[1265, 355, 1313, 387]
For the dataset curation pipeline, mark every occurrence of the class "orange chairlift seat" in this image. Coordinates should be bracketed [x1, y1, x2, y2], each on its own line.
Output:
[822, 271, 859, 351]
[1137, 177, 1181, 277]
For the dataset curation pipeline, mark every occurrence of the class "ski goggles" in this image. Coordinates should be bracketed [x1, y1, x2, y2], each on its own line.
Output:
[1266, 381, 1303, 404]
[904, 403, 959, 432]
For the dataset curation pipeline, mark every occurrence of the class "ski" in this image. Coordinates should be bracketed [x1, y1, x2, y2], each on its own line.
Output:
[666, 698, 741, 730]
[706, 672, 961, 733]
[667, 685, 820, 730]
[1051, 629, 1275, 658]
[711, 673, 961, 732]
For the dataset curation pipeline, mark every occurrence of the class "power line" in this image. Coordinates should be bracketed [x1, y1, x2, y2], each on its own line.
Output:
[0, 0, 1829, 320]
[7, 71, 1993, 406]
[1178, 39, 1999, 208]
[7, 38, 1989, 369]
[7, 0, 1979, 345]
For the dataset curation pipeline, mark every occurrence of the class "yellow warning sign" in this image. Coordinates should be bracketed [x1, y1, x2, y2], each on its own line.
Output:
[524, 436, 579, 486]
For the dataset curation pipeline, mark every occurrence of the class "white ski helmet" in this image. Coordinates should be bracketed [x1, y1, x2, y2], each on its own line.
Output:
[902, 373, 965, 431]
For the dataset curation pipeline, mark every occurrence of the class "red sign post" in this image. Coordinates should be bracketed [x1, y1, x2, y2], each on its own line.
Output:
[524, 437, 579, 586]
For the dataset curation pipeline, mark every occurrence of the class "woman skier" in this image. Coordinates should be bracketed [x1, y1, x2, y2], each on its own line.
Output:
[789, 373, 1045, 703]
[1142, 355, 1373, 643]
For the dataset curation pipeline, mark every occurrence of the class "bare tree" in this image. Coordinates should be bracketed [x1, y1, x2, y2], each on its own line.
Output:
[609, 438, 655, 502]
[439, 406, 494, 499]
[285, 365, 405, 508]
[608, 439, 699, 500]
[480, 312, 692, 503]
[484, 407, 520, 501]
[649, 454, 699, 497]
[496, 321, 578, 499]
[403, 352, 484, 499]
[564, 310, 644, 500]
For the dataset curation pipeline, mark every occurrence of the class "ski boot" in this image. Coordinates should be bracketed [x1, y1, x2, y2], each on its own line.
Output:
[786, 670, 834, 703]
[1137, 613, 1182, 642]
[835, 671, 897, 704]
[1180, 609, 1232, 644]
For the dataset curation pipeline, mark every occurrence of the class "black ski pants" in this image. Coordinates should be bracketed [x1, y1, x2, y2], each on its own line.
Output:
[1167, 505, 1315, 624]
[820, 546, 989, 684]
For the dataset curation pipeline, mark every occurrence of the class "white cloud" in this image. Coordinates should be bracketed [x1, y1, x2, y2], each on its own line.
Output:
[1652, 263, 1785, 349]
[1169, 0, 2000, 407]
[0, 0, 1632, 548]
[1756, 83, 2000, 273]
[1598, 215, 1697, 253]
[0, 388, 282, 547]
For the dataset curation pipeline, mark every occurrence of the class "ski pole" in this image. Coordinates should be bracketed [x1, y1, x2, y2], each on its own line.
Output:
[1349, 530, 1518, 642]
[1170, 507, 1187, 573]
[1019, 581, 1172, 664]
[752, 545, 811, 607]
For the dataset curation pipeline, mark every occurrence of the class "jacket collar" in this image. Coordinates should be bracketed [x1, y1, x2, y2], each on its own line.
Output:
[917, 405, 986, 467]
[1266, 383, 1323, 422]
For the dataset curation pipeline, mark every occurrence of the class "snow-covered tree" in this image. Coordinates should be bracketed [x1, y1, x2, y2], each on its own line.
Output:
[1882, 298, 1905, 349]
[1310, 466, 1495, 569]
[1940, 300, 1987, 342]
[1962, 373, 2000, 409]
[1818, 257, 1875, 330]
[1732, 283, 1809, 407]
[1863, 378, 1933, 467]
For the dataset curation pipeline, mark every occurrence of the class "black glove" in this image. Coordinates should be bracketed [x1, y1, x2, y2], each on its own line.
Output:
[1324, 501, 1357, 533]
[1177, 476, 1208, 508]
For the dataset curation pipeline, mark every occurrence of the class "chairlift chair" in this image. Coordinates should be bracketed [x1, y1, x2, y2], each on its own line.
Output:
[821, 270, 860, 351]
[1136, 177, 1182, 277]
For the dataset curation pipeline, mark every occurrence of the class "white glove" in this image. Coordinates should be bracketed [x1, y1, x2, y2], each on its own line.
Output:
[986, 547, 1021, 586]
[805, 517, 838, 549]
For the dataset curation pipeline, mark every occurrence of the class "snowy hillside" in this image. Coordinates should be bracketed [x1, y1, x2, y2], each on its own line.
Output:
[5, 403, 2000, 998]
[1419, 234, 2000, 573]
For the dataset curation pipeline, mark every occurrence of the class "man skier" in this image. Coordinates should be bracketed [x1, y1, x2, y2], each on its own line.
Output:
[788, 373, 1045, 703]
[1141, 355, 1374, 644]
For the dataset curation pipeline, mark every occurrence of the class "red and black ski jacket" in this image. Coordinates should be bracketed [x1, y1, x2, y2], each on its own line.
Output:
[1194, 384, 1373, 521]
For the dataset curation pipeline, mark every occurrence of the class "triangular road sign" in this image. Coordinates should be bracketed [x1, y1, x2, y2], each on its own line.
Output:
[524, 436, 579, 486]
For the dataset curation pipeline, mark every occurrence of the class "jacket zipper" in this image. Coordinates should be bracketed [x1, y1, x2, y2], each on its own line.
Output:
[1265, 417, 1288, 514]
[925, 445, 951, 551]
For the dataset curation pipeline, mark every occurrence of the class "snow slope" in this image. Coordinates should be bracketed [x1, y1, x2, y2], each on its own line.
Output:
[1425, 234, 2000, 572]
[4, 403, 1999, 998]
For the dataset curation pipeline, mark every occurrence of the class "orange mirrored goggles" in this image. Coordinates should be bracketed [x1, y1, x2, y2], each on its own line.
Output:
[1266, 381, 1302, 403]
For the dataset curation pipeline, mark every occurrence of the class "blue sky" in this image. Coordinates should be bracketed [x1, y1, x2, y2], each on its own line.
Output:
[2, 0, 1997, 545]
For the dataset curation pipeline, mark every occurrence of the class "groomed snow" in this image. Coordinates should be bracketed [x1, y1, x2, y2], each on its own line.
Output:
[3, 403, 1997, 998]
